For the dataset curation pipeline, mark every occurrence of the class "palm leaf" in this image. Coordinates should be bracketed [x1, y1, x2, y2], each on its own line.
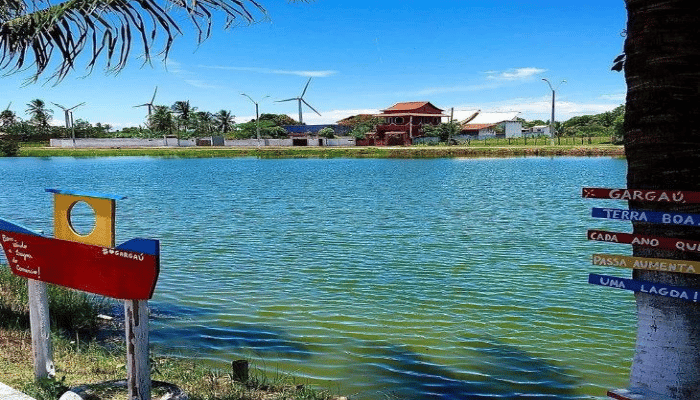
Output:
[0, 0, 268, 83]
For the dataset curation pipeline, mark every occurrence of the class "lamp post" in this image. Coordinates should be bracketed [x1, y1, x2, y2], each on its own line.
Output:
[241, 94, 269, 141]
[542, 79, 566, 140]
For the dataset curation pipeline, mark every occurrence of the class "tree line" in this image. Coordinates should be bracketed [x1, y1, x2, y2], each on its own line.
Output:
[0, 98, 304, 141]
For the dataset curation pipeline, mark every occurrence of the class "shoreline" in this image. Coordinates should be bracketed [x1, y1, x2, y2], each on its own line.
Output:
[18, 145, 625, 158]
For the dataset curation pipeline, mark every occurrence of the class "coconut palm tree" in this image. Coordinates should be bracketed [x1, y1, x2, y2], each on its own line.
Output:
[0, 108, 17, 127]
[148, 105, 174, 134]
[171, 100, 196, 133]
[622, 1, 700, 398]
[214, 110, 235, 134]
[0, 0, 268, 83]
[194, 111, 215, 135]
[25, 98, 52, 134]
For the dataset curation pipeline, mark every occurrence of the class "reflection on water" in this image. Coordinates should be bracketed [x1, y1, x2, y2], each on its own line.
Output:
[0, 157, 631, 399]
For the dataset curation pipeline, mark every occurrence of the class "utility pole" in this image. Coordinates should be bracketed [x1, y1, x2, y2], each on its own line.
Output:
[542, 79, 566, 139]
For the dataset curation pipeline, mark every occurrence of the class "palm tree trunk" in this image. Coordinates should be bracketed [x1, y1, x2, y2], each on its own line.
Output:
[624, 0, 700, 398]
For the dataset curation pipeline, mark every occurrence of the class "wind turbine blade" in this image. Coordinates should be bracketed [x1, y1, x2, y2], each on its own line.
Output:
[301, 77, 312, 98]
[68, 102, 86, 111]
[5, 102, 11, 110]
[51, 102, 67, 110]
[151, 87, 158, 103]
[134, 103, 149, 108]
[276, 98, 298, 103]
[302, 99, 321, 116]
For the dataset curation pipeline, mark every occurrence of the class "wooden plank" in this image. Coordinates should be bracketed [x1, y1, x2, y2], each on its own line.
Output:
[588, 273, 700, 302]
[592, 207, 700, 226]
[0, 220, 159, 300]
[592, 254, 700, 274]
[587, 229, 700, 253]
[582, 187, 700, 203]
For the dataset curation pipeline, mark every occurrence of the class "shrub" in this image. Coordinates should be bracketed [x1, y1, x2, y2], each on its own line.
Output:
[318, 127, 335, 138]
[0, 138, 20, 156]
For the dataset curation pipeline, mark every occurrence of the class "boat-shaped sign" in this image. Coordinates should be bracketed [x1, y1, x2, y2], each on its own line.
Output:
[588, 273, 700, 302]
[582, 187, 700, 204]
[0, 219, 159, 300]
[592, 207, 700, 227]
[592, 254, 700, 275]
[587, 229, 700, 254]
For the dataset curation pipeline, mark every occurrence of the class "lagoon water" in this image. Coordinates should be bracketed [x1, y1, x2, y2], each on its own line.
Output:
[0, 156, 633, 399]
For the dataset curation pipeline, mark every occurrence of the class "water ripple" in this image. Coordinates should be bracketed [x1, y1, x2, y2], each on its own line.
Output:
[0, 157, 631, 399]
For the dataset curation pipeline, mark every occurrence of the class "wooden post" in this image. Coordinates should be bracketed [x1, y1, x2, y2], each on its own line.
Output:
[125, 300, 151, 400]
[28, 279, 54, 379]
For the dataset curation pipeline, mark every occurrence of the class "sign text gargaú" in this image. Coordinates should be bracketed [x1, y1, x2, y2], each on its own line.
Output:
[588, 273, 700, 302]
[592, 207, 700, 227]
[0, 219, 159, 300]
[592, 254, 700, 274]
[582, 187, 700, 204]
[587, 229, 700, 253]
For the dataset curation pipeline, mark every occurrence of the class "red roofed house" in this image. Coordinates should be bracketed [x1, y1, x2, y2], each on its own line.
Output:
[358, 101, 448, 146]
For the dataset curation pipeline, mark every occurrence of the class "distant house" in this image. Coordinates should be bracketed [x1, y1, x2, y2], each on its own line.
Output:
[460, 111, 522, 139]
[525, 125, 552, 136]
[358, 101, 448, 146]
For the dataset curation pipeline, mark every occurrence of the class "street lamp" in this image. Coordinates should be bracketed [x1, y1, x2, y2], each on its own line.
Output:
[542, 78, 566, 139]
[241, 93, 269, 141]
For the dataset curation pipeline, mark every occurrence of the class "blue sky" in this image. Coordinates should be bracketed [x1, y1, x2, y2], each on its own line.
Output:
[3, 0, 628, 129]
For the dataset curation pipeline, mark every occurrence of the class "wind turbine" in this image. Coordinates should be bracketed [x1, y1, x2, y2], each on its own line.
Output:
[276, 77, 321, 125]
[134, 86, 158, 117]
[52, 102, 86, 146]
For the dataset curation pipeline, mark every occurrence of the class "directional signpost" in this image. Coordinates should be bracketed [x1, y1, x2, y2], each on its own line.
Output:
[0, 189, 160, 400]
[582, 187, 700, 400]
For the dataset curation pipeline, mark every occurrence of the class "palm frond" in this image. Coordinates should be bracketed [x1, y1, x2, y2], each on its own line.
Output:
[0, 0, 267, 83]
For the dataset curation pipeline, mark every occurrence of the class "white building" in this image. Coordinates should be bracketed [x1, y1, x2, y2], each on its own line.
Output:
[459, 111, 523, 139]
[526, 125, 552, 137]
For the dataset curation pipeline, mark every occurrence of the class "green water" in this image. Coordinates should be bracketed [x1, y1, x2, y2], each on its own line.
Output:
[0, 156, 632, 399]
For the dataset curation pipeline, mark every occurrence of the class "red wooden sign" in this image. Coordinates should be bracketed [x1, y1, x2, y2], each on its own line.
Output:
[582, 187, 700, 204]
[1, 219, 159, 300]
[588, 229, 700, 254]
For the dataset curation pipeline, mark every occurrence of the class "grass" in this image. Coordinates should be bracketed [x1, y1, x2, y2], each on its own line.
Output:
[17, 139, 624, 159]
[0, 265, 342, 400]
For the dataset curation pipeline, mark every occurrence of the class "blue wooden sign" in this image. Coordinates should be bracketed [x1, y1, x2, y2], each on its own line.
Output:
[592, 207, 700, 227]
[588, 273, 700, 302]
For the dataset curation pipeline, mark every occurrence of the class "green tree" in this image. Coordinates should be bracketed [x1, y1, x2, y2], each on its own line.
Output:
[214, 110, 236, 134]
[622, 1, 700, 398]
[0, 0, 268, 83]
[422, 121, 460, 143]
[193, 111, 215, 136]
[171, 101, 196, 134]
[25, 99, 52, 135]
[1, 108, 17, 127]
[148, 105, 174, 134]
[349, 116, 382, 139]
[318, 127, 335, 138]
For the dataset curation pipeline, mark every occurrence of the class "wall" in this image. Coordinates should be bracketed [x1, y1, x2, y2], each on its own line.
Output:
[505, 121, 524, 138]
[51, 138, 197, 148]
[51, 137, 356, 148]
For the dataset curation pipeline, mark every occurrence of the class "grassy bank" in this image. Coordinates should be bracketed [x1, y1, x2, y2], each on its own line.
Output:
[0, 266, 341, 400]
[18, 143, 625, 158]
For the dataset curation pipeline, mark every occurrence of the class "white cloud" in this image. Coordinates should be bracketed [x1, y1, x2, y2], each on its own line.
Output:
[453, 96, 622, 121]
[600, 93, 626, 101]
[487, 67, 547, 81]
[199, 65, 337, 78]
[185, 80, 221, 89]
